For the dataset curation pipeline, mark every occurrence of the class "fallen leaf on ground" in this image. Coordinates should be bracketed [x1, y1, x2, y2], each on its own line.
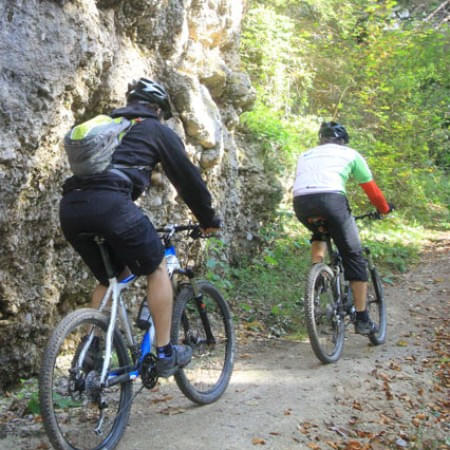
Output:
[352, 400, 362, 411]
[383, 380, 394, 400]
[356, 430, 374, 438]
[344, 440, 364, 449]
[35, 443, 50, 450]
[159, 406, 186, 415]
[151, 396, 173, 404]
[389, 362, 402, 371]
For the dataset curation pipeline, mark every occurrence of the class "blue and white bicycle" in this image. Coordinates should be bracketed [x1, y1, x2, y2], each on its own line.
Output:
[39, 224, 235, 450]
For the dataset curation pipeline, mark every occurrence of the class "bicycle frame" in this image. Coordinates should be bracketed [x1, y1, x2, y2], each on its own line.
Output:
[313, 211, 382, 315]
[77, 224, 209, 390]
[304, 210, 388, 364]
[40, 223, 232, 449]
[77, 273, 148, 388]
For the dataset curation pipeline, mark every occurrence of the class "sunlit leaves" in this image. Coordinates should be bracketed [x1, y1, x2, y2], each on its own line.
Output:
[241, 0, 449, 223]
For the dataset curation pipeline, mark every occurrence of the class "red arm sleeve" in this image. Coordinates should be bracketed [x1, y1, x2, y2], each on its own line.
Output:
[360, 180, 390, 214]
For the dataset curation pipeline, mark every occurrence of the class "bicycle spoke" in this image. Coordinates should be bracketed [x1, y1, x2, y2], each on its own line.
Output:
[40, 310, 132, 450]
[173, 282, 235, 404]
[305, 264, 345, 363]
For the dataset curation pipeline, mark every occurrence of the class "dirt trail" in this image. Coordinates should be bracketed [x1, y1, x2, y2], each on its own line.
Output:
[1, 235, 449, 450]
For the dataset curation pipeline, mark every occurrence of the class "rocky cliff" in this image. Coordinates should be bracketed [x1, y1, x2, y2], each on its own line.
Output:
[0, 0, 281, 388]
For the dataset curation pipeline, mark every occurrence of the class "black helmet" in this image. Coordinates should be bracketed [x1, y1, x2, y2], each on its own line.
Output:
[127, 78, 172, 119]
[319, 122, 349, 144]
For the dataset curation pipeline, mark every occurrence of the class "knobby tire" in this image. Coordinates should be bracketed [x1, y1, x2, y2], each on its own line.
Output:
[367, 267, 387, 345]
[39, 308, 132, 450]
[305, 263, 345, 364]
[171, 281, 235, 404]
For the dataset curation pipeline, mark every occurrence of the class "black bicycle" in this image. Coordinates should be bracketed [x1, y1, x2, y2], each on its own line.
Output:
[39, 223, 235, 450]
[304, 211, 387, 364]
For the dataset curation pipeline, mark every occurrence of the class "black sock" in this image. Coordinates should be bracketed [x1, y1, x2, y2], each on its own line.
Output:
[157, 343, 173, 359]
[356, 310, 369, 322]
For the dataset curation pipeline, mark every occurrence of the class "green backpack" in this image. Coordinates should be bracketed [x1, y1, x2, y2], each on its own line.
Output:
[64, 114, 139, 176]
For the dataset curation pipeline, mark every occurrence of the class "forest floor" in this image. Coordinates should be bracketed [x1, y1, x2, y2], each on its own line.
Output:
[0, 232, 449, 450]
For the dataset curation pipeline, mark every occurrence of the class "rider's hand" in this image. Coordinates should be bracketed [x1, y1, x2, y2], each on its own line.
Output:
[201, 215, 222, 236]
[378, 202, 395, 216]
[201, 227, 220, 236]
[387, 202, 395, 213]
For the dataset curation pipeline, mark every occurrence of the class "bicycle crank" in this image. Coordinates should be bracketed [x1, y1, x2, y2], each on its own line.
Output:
[142, 353, 158, 389]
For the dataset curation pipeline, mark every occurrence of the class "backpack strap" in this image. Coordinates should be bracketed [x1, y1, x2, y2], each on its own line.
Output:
[112, 117, 151, 172]
[109, 168, 133, 183]
[110, 117, 151, 176]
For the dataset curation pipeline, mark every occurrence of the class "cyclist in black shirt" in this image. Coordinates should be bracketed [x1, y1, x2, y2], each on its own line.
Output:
[60, 78, 221, 377]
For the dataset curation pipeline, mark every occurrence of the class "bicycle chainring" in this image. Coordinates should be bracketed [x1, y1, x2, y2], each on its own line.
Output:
[141, 353, 158, 389]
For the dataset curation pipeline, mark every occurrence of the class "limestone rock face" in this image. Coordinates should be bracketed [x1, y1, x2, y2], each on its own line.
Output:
[0, 0, 278, 387]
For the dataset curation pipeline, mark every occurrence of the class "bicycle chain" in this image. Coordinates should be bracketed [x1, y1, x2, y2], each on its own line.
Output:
[141, 353, 158, 389]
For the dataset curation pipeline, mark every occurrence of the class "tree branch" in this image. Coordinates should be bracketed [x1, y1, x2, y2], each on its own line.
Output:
[425, 0, 450, 22]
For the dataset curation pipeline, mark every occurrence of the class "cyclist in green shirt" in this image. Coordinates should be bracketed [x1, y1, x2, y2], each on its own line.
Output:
[293, 122, 394, 335]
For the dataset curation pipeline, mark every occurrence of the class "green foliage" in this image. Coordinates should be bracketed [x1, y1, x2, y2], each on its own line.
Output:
[25, 391, 39, 414]
[206, 0, 449, 337]
[240, 101, 318, 172]
[12, 376, 83, 416]
[228, 212, 312, 335]
[202, 209, 427, 336]
[356, 213, 424, 273]
[241, 0, 449, 225]
[204, 237, 234, 292]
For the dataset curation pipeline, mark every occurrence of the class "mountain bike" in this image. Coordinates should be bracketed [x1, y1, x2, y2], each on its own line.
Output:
[304, 211, 386, 364]
[39, 224, 235, 450]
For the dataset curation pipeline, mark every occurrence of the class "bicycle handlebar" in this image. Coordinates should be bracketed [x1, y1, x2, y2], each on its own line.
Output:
[156, 224, 200, 233]
[354, 211, 383, 221]
[156, 223, 204, 240]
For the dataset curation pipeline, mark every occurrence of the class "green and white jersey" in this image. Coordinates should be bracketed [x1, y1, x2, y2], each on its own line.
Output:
[293, 143, 373, 197]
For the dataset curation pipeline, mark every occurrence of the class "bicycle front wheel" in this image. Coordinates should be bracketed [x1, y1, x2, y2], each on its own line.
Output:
[39, 308, 132, 450]
[304, 263, 345, 363]
[367, 267, 387, 345]
[171, 281, 235, 404]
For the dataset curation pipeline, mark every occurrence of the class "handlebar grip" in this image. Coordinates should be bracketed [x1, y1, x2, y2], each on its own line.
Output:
[189, 227, 203, 239]
[156, 224, 201, 234]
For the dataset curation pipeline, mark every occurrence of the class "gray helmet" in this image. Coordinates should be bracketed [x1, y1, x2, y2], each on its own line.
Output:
[127, 78, 172, 119]
[319, 122, 349, 144]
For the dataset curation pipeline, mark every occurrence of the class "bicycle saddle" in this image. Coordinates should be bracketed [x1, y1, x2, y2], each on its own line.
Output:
[307, 216, 329, 233]
[307, 216, 327, 224]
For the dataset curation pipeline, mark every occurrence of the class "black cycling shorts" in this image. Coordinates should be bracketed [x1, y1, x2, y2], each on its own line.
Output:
[60, 189, 164, 285]
[293, 192, 368, 282]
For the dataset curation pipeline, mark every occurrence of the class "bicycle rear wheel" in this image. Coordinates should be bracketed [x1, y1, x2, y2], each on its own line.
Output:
[39, 308, 132, 450]
[171, 281, 235, 404]
[367, 267, 387, 345]
[304, 263, 345, 363]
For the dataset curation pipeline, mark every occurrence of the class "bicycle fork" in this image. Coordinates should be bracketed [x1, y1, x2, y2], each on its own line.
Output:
[363, 246, 375, 271]
[192, 281, 216, 345]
